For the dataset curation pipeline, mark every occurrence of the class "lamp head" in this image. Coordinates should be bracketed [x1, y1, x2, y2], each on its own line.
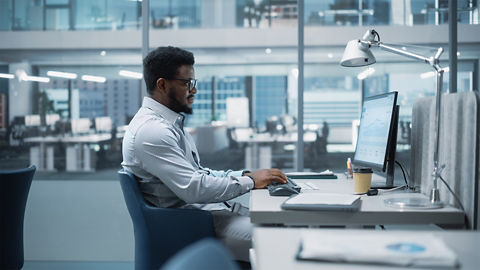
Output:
[340, 39, 376, 67]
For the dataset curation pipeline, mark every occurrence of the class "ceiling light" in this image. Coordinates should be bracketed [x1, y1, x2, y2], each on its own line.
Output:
[100, 50, 107, 56]
[265, 48, 272, 54]
[119, 70, 143, 79]
[0, 73, 15, 79]
[23, 75, 50, 83]
[456, 51, 460, 56]
[327, 53, 333, 58]
[47, 71, 78, 79]
[81, 75, 106, 83]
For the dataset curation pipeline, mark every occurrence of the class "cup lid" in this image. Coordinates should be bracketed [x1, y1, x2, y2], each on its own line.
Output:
[353, 167, 373, 173]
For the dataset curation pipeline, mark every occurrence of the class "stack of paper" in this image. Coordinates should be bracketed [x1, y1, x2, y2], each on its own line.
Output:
[297, 232, 459, 268]
[281, 193, 360, 211]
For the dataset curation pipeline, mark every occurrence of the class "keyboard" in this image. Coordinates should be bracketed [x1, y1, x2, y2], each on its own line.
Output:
[267, 177, 302, 196]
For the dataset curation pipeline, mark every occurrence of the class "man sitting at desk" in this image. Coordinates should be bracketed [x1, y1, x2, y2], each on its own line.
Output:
[121, 46, 288, 262]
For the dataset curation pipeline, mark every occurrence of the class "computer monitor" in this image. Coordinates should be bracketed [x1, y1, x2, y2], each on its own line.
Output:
[95, 116, 112, 133]
[46, 114, 60, 125]
[353, 91, 398, 188]
[71, 118, 91, 134]
[226, 97, 249, 127]
[25, 115, 41, 127]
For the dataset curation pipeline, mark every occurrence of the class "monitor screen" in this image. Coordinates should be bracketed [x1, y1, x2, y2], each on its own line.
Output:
[71, 118, 91, 134]
[95, 116, 112, 133]
[25, 115, 41, 126]
[226, 97, 249, 127]
[353, 91, 397, 171]
[46, 114, 60, 125]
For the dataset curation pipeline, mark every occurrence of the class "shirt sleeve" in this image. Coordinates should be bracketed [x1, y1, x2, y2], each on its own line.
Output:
[202, 168, 242, 177]
[134, 120, 253, 204]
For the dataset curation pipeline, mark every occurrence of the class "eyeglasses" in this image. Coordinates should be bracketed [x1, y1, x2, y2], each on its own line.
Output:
[170, 78, 197, 91]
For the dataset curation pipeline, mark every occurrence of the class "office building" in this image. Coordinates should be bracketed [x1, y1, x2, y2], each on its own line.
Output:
[254, 76, 288, 128]
[0, 1, 479, 269]
[42, 78, 141, 125]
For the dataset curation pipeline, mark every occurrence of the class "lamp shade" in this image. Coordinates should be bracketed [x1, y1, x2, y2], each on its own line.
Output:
[340, 40, 376, 67]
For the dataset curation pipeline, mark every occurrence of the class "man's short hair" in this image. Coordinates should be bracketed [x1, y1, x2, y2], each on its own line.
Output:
[143, 46, 195, 95]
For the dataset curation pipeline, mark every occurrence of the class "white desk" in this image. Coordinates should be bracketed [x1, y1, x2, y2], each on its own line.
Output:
[25, 136, 63, 171]
[25, 133, 117, 172]
[253, 227, 480, 270]
[235, 132, 317, 144]
[249, 179, 464, 227]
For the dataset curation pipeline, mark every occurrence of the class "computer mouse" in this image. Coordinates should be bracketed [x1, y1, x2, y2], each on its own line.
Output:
[269, 185, 300, 196]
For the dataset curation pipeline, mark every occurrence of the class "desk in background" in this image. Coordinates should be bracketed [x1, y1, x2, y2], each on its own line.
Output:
[253, 227, 479, 270]
[249, 178, 464, 227]
[25, 133, 121, 172]
[235, 131, 317, 170]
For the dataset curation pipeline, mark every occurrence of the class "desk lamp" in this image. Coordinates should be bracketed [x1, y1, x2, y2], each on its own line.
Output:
[341, 29, 445, 209]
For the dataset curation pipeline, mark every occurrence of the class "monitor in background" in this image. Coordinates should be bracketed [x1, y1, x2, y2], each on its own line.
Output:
[233, 127, 253, 142]
[71, 118, 91, 135]
[226, 97, 249, 127]
[95, 116, 112, 133]
[45, 114, 60, 126]
[25, 115, 41, 127]
[353, 91, 398, 188]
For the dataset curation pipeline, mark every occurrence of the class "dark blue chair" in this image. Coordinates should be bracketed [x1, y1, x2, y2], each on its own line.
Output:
[118, 169, 216, 270]
[161, 238, 240, 270]
[0, 165, 36, 270]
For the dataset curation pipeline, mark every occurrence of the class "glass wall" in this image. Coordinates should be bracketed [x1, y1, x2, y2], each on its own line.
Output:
[185, 62, 298, 171]
[0, 0, 12, 30]
[150, 0, 201, 29]
[74, 0, 140, 30]
[1, 0, 478, 31]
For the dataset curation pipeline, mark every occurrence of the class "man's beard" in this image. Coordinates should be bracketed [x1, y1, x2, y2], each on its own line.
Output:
[168, 87, 193, 114]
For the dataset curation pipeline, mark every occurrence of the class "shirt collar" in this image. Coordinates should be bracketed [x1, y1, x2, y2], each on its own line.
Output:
[142, 96, 185, 128]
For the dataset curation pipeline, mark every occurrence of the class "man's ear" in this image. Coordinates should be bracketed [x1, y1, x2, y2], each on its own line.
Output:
[156, 78, 167, 92]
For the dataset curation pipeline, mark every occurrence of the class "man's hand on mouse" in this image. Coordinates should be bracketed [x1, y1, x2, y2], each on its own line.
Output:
[244, 169, 288, 189]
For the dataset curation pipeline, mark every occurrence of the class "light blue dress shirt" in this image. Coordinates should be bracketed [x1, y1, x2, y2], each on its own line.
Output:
[121, 97, 254, 210]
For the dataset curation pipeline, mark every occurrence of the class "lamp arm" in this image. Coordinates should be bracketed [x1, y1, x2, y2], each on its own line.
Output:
[360, 40, 443, 68]
[378, 43, 433, 64]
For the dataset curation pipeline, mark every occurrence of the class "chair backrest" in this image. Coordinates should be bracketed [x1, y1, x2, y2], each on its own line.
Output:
[161, 238, 240, 270]
[118, 169, 215, 270]
[411, 92, 480, 229]
[0, 165, 36, 269]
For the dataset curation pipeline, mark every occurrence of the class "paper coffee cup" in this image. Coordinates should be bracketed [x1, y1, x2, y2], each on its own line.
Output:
[353, 167, 373, 194]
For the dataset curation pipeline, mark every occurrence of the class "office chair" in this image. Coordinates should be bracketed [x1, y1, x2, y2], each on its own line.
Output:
[0, 165, 36, 270]
[161, 238, 240, 270]
[118, 170, 216, 270]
